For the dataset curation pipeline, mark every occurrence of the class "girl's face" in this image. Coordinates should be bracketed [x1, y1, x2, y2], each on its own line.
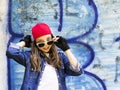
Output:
[35, 34, 53, 53]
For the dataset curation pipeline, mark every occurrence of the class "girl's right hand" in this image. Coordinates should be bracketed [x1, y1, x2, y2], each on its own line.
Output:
[20, 35, 32, 47]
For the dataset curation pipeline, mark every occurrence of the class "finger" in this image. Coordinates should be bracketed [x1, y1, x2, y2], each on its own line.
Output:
[53, 36, 59, 42]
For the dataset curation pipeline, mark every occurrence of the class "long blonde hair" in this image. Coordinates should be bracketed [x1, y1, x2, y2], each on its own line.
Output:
[30, 41, 62, 72]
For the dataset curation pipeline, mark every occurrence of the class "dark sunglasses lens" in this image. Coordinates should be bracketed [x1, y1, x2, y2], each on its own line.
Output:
[37, 43, 44, 47]
[47, 41, 53, 45]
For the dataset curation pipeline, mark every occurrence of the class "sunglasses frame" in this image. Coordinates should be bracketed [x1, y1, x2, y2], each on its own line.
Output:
[36, 40, 54, 47]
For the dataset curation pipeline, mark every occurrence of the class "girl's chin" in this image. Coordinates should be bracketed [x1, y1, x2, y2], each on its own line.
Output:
[42, 49, 50, 53]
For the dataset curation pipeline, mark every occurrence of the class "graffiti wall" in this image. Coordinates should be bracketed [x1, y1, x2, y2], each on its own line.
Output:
[0, 0, 120, 90]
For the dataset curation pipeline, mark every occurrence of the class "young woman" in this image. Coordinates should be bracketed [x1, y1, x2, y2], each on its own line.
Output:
[6, 23, 83, 90]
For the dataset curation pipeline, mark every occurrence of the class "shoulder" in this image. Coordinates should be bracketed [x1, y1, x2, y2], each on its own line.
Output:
[57, 49, 65, 56]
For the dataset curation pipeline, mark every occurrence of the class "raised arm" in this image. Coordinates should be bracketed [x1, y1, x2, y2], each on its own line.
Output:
[54, 36, 81, 70]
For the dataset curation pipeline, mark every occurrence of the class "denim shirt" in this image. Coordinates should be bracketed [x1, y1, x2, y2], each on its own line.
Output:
[6, 43, 83, 90]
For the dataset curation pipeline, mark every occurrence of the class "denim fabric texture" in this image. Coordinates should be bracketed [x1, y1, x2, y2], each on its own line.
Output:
[6, 44, 83, 90]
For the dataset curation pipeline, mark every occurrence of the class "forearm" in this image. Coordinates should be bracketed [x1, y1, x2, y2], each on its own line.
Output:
[16, 41, 26, 48]
[64, 49, 79, 68]
[6, 42, 26, 66]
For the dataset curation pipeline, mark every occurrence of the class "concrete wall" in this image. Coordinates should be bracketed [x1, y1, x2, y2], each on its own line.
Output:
[0, 0, 8, 90]
[0, 0, 120, 90]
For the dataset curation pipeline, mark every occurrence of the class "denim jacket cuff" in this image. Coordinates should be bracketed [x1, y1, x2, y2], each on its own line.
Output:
[69, 63, 81, 72]
[9, 42, 21, 49]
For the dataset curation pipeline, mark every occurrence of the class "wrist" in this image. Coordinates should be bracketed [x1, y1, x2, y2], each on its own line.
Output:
[64, 49, 70, 53]
[16, 41, 26, 48]
[62, 46, 70, 51]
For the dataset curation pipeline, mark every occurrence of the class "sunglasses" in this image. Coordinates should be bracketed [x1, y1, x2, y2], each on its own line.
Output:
[36, 40, 54, 47]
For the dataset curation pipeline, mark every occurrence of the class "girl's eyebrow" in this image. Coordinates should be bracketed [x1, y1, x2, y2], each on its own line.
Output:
[36, 39, 44, 43]
[36, 39, 43, 42]
[47, 37, 52, 40]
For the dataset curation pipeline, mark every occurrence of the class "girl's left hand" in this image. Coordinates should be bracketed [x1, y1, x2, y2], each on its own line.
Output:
[53, 36, 70, 51]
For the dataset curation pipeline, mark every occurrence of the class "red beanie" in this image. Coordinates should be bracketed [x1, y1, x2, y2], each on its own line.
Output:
[32, 23, 52, 40]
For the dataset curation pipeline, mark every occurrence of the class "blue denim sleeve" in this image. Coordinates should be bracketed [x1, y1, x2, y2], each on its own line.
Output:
[6, 43, 30, 66]
[58, 51, 83, 76]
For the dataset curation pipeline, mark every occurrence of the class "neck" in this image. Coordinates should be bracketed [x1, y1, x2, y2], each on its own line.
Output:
[44, 52, 49, 57]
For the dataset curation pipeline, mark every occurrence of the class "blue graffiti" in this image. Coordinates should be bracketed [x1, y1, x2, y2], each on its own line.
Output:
[58, 0, 63, 32]
[7, 0, 107, 90]
[115, 37, 120, 42]
[59, 0, 106, 90]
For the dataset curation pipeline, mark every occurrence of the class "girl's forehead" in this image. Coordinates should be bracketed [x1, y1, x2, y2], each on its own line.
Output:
[35, 34, 52, 42]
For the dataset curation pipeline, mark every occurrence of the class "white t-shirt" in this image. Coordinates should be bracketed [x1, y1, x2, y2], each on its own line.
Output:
[37, 63, 59, 90]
